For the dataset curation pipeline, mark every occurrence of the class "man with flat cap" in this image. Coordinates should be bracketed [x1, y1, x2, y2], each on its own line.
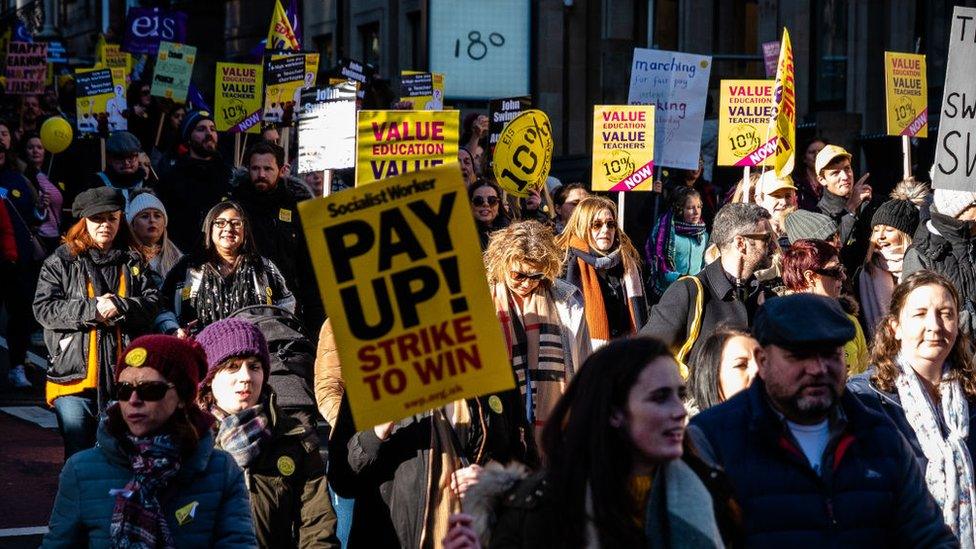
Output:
[688, 293, 957, 547]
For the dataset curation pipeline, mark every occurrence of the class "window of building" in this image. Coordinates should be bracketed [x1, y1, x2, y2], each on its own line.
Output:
[406, 10, 422, 70]
[359, 21, 380, 67]
[811, 0, 848, 110]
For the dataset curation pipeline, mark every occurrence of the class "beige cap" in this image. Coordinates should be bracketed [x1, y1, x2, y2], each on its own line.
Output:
[815, 144, 852, 175]
[759, 170, 797, 195]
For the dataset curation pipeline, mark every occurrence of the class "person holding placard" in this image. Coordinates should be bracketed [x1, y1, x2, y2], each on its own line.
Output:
[557, 196, 647, 349]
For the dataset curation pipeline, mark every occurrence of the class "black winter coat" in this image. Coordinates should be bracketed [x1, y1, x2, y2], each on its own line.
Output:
[904, 212, 976, 333]
[640, 259, 776, 359]
[157, 154, 232, 250]
[688, 379, 958, 548]
[328, 392, 536, 549]
[848, 370, 976, 476]
[229, 172, 324, 333]
[817, 190, 877, 272]
[33, 245, 158, 403]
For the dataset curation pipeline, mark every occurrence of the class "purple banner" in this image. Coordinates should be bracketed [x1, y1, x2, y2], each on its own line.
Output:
[762, 41, 780, 78]
[122, 8, 188, 55]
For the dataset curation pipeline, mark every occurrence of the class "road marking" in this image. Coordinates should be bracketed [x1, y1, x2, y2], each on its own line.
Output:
[0, 335, 48, 369]
[0, 406, 57, 429]
[0, 526, 49, 537]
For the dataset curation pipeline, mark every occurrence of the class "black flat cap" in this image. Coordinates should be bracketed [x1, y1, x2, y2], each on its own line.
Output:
[105, 131, 142, 157]
[72, 187, 125, 219]
[753, 293, 854, 347]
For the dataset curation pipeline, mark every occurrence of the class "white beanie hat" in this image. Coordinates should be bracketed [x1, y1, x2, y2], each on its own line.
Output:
[933, 188, 976, 218]
[125, 192, 168, 225]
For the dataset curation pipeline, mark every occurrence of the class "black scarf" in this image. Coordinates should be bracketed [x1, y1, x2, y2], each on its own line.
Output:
[194, 256, 265, 326]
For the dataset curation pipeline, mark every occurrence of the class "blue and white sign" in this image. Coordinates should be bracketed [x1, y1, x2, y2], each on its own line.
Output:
[429, 0, 530, 100]
[627, 48, 712, 170]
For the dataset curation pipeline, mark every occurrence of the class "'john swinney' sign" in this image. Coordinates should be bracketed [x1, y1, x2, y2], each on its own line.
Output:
[356, 110, 460, 186]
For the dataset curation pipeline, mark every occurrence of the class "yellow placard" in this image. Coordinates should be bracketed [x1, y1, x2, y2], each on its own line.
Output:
[492, 109, 553, 197]
[298, 164, 515, 430]
[769, 28, 796, 177]
[96, 42, 132, 79]
[215, 62, 263, 134]
[75, 67, 127, 134]
[885, 52, 927, 138]
[356, 110, 459, 186]
[718, 80, 776, 167]
[262, 53, 319, 126]
[401, 71, 445, 110]
[591, 105, 655, 191]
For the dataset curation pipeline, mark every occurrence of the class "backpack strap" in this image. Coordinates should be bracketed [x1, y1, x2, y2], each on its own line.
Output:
[674, 275, 704, 379]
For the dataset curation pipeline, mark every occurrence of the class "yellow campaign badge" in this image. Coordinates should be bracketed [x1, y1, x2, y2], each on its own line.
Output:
[492, 109, 553, 197]
[11, 189, 20, 198]
[175, 501, 199, 526]
[278, 208, 293, 223]
[884, 52, 927, 137]
[125, 347, 147, 367]
[131, 265, 140, 277]
[277, 456, 296, 476]
[591, 105, 655, 191]
[717, 80, 776, 167]
[488, 395, 504, 414]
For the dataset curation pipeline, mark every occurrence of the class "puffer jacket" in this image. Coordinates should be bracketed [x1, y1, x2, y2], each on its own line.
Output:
[229, 171, 324, 334]
[688, 378, 957, 548]
[904, 211, 976, 333]
[214, 394, 339, 549]
[33, 245, 158, 405]
[42, 421, 257, 548]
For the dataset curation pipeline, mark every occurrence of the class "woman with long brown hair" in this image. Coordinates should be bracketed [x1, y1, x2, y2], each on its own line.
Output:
[849, 270, 976, 545]
[33, 187, 159, 458]
[558, 196, 646, 348]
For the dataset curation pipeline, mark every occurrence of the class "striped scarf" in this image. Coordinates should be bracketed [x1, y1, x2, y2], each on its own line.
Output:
[492, 281, 567, 442]
[213, 404, 271, 469]
[110, 433, 182, 549]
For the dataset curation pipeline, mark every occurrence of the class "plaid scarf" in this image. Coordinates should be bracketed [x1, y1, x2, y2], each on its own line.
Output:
[110, 433, 182, 549]
[492, 281, 567, 442]
[214, 404, 271, 468]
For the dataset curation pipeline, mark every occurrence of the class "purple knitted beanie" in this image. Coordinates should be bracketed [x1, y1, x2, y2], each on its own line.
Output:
[194, 318, 271, 383]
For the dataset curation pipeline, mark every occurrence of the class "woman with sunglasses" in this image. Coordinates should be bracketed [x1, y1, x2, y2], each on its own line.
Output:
[195, 318, 338, 548]
[34, 187, 159, 458]
[43, 335, 258, 548]
[556, 196, 647, 349]
[156, 201, 295, 338]
[469, 179, 510, 250]
[485, 220, 591, 442]
[782, 239, 869, 374]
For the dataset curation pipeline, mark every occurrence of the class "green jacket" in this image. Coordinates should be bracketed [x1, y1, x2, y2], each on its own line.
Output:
[215, 395, 339, 549]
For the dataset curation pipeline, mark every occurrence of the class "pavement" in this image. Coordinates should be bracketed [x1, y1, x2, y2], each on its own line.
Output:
[0, 334, 59, 548]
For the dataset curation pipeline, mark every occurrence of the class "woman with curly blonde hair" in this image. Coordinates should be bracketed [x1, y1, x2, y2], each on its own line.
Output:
[556, 196, 647, 348]
[485, 220, 591, 442]
[849, 270, 976, 544]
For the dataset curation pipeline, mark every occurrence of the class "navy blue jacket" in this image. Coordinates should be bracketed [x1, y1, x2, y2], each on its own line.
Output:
[689, 379, 958, 548]
[848, 370, 976, 475]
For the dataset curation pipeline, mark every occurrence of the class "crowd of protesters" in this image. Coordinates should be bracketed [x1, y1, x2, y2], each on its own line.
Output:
[0, 71, 971, 549]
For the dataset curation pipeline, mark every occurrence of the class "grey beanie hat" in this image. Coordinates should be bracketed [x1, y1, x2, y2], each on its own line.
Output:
[784, 210, 838, 244]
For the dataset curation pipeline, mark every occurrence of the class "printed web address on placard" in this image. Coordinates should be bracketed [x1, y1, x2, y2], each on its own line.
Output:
[403, 384, 464, 409]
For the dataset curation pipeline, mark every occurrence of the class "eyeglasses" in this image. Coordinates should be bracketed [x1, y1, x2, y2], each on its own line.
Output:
[472, 195, 499, 207]
[510, 271, 545, 282]
[591, 219, 617, 231]
[814, 265, 846, 279]
[115, 381, 175, 402]
[212, 218, 243, 230]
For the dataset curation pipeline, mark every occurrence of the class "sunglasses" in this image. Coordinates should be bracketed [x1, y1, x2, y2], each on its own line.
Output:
[213, 218, 244, 230]
[591, 219, 617, 231]
[510, 271, 545, 283]
[115, 381, 175, 402]
[814, 265, 846, 279]
[472, 195, 499, 207]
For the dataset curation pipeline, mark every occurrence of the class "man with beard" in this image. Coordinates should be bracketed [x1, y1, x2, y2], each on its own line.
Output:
[85, 131, 153, 207]
[688, 293, 956, 547]
[642, 202, 778, 362]
[158, 110, 232, 249]
[229, 140, 325, 336]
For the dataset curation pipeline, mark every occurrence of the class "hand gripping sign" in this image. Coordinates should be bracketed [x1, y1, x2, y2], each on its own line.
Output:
[298, 163, 515, 430]
[492, 109, 553, 197]
[591, 105, 656, 191]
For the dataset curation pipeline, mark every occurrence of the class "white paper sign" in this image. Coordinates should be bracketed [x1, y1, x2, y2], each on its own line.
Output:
[627, 48, 712, 170]
[933, 6, 976, 191]
[297, 81, 357, 173]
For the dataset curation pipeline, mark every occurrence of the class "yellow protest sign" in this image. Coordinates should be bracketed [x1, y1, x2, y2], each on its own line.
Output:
[492, 109, 553, 197]
[591, 105, 655, 191]
[401, 70, 445, 110]
[75, 67, 128, 134]
[96, 37, 132, 78]
[769, 28, 796, 177]
[356, 110, 459, 186]
[150, 41, 196, 103]
[262, 53, 319, 126]
[718, 80, 776, 166]
[298, 163, 515, 430]
[885, 52, 927, 137]
[215, 62, 263, 134]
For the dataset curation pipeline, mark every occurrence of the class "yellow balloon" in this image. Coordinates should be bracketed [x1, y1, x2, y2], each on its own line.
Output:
[40, 116, 73, 154]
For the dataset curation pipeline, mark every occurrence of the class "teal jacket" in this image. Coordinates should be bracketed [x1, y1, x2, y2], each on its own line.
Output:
[43, 421, 257, 548]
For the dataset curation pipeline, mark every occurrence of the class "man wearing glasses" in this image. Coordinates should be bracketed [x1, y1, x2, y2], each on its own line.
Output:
[642, 202, 779, 361]
[85, 131, 152, 209]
